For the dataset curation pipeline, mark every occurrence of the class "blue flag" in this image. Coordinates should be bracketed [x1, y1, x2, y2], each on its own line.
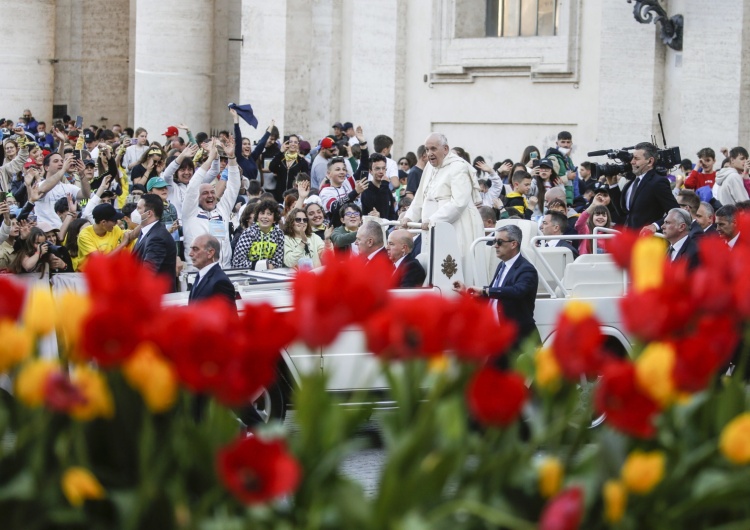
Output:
[228, 103, 258, 129]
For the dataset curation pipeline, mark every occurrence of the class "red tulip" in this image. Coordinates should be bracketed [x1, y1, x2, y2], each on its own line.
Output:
[44, 371, 87, 413]
[84, 252, 168, 318]
[539, 487, 584, 530]
[293, 256, 395, 348]
[552, 302, 604, 379]
[364, 293, 450, 359]
[80, 307, 146, 368]
[217, 435, 301, 504]
[673, 316, 739, 393]
[0, 275, 26, 322]
[595, 360, 660, 438]
[466, 367, 527, 427]
[446, 295, 517, 362]
[608, 229, 640, 269]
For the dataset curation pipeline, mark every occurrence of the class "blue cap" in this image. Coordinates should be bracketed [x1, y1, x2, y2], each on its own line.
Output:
[146, 176, 168, 191]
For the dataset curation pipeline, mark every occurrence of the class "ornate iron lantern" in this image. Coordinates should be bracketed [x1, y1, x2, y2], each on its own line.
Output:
[627, 0, 684, 51]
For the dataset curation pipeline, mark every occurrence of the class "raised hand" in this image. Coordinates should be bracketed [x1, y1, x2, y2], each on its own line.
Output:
[267, 119, 276, 133]
[180, 143, 199, 160]
[66, 193, 78, 213]
[177, 123, 190, 131]
[475, 160, 494, 174]
[355, 126, 365, 143]
[355, 177, 369, 194]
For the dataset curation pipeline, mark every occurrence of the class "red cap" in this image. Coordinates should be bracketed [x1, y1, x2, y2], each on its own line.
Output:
[320, 137, 335, 149]
[24, 159, 39, 170]
[162, 126, 179, 138]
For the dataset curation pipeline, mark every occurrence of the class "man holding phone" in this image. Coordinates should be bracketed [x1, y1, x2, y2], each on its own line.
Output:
[34, 153, 92, 229]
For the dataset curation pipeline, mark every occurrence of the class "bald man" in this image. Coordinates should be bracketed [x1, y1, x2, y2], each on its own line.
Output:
[387, 229, 426, 288]
[401, 132, 483, 284]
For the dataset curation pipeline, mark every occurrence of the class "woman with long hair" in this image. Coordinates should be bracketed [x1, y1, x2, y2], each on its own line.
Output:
[269, 134, 310, 204]
[575, 197, 612, 254]
[305, 200, 327, 240]
[282, 207, 324, 270]
[520, 145, 541, 167]
[130, 146, 164, 186]
[528, 159, 563, 218]
[10, 227, 47, 273]
[64, 218, 91, 271]
[123, 127, 149, 172]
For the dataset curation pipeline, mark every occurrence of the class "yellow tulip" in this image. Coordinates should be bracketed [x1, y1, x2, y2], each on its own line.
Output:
[23, 286, 57, 336]
[562, 300, 595, 322]
[70, 366, 114, 421]
[428, 354, 450, 374]
[61, 467, 105, 507]
[621, 450, 665, 494]
[719, 413, 750, 465]
[538, 457, 564, 498]
[635, 342, 676, 406]
[55, 291, 91, 354]
[535, 347, 561, 392]
[122, 342, 178, 413]
[603, 479, 627, 523]
[15, 360, 59, 407]
[0, 321, 33, 373]
[631, 237, 667, 293]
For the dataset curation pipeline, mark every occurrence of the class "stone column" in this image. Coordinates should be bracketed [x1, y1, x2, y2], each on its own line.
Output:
[239, 0, 288, 141]
[133, 0, 214, 139]
[0, 0, 56, 123]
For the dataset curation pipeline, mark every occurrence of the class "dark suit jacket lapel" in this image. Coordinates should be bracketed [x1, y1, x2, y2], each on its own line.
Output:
[191, 264, 216, 300]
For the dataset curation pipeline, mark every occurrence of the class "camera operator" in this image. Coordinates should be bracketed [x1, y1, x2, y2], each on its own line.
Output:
[606, 142, 678, 232]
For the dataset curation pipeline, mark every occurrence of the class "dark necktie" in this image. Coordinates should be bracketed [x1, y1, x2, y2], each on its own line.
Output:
[190, 273, 201, 299]
[667, 245, 675, 259]
[492, 262, 506, 288]
[629, 178, 640, 209]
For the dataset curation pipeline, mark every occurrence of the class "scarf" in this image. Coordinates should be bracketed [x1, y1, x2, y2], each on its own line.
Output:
[284, 151, 298, 164]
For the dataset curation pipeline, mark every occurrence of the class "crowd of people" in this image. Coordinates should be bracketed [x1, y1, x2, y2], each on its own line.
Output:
[1, 108, 746, 299]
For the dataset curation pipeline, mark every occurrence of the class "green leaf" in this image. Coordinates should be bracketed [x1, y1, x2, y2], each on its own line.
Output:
[0, 469, 35, 500]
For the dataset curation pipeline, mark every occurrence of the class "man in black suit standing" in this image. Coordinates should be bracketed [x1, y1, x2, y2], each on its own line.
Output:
[453, 224, 540, 351]
[663, 208, 700, 269]
[132, 193, 177, 291]
[187, 234, 236, 306]
[540, 211, 580, 259]
[695, 201, 718, 236]
[387, 229, 426, 288]
[608, 142, 679, 232]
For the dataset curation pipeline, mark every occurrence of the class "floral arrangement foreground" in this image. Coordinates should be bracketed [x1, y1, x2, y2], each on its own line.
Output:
[2, 217, 750, 529]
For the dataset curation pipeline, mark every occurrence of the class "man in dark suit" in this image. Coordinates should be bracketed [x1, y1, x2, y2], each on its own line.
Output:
[608, 142, 679, 231]
[187, 234, 236, 305]
[663, 208, 700, 269]
[695, 201, 718, 236]
[387, 229, 426, 288]
[355, 220, 391, 267]
[716, 204, 742, 248]
[453, 224, 539, 352]
[541, 211, 580, 259]
[132, 193, 177, 291]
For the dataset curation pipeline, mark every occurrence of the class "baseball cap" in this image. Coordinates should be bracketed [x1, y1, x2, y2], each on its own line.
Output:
[92, 203, 124, 223]
[342, 122, 354, 130]
[83, 130, 96, 143]
[162, 126, 179, 138]
[320, 137, 335, 149]
[331, 122, 343, 130]
[38, 221, 57, 234]
[146, 176, 168, 191]
[592, 181, 610, 195]
[538, 158, 555, 169]
[24, 159, 40, 170]
[83, 159, 96, 167]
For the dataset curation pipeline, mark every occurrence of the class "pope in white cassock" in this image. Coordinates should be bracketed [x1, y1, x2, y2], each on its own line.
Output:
[401, 132, 484, 285]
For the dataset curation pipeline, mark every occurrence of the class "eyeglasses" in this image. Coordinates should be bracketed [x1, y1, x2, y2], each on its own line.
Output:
[294, 217, 308, 224]
[344, 212, 361, 218]
[493, 239, 513, 247]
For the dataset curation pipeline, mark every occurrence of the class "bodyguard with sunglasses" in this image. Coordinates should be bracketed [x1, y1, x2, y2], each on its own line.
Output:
[453, 224, 540, 353]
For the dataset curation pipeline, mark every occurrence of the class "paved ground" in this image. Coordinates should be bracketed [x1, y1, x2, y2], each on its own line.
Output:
[284, 411, 386, 495]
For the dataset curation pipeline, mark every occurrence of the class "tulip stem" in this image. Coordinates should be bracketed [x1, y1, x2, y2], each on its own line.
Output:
[426, 499, 536, 530]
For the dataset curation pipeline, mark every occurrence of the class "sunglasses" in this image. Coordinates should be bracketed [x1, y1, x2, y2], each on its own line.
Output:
[294, 217, 308, 224]
[493, 239, 513, 247]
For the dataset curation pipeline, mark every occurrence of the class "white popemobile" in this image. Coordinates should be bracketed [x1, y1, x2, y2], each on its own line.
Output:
[155, 217, 634, 423]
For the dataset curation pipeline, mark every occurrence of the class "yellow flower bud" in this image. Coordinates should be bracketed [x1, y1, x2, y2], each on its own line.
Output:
[631, 237, 667, 293]
[535, 347, 561, 392]
[538, 457, 564, 498]
[428, 354, 450, 374]
[56, 291, 91, 355]
[621, 450, 665, 494]
[562, 300, 595, 323]
[719, 413, 750, 465]
[15, 360, 59, 407]
[61, 467, 105, 507]
[603, 479, 627, 523]
[635, 342, 676, 406]
[23, 286, 57, 336]
[70, 366, 114, 421]
[122, 342, 178, 413]
[0, 321, 33, 373]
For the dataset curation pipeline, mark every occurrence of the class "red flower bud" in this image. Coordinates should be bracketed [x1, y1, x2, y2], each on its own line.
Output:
[539, 486, 584, 530]
[595, 360, 660, 438]
[467, 367, 527, 427]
